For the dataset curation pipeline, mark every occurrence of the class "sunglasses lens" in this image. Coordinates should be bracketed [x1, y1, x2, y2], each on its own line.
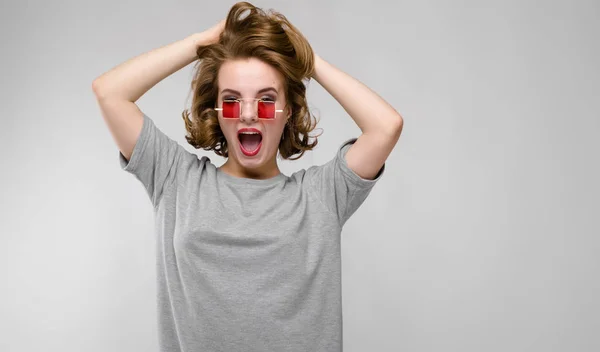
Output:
[221, 100, 276, 119]
[258, 101, 275, 119]
[222, 100, 239, 118]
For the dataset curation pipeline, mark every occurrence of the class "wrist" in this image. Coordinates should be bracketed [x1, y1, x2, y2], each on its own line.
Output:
[312, 54, 323, 80]
[191, 32, 212, 49]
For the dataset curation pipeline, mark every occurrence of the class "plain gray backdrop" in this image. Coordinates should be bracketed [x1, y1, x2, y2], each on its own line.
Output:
[1, 0, 598, 351]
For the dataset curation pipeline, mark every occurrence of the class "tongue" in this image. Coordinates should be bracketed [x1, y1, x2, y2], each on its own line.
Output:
[239, 134, 262, 151]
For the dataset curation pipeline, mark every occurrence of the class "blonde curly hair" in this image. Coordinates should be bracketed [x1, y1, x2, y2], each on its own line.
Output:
[181, 1, 321, 160]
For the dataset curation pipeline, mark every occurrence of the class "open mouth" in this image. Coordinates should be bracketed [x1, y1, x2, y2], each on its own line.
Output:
[238, 129, 262, 157]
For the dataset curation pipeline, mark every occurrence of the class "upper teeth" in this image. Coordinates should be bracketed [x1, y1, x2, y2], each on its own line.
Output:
[240, 132, 260, 134]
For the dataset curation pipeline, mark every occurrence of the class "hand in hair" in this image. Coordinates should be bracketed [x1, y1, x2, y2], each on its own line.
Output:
[196, 19, 226, 47]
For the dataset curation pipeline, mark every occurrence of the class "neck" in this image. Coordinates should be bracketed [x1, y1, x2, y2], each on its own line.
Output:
[219, 157, 281, 180]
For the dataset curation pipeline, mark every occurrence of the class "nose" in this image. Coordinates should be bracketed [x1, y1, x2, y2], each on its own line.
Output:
[239, 99, 257, 123]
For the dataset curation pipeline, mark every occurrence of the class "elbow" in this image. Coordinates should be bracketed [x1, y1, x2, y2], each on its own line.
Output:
[393, 114, 404, 133]
[362, 112, 404, 140]
[384, 113, 404, 139]
[92, 76, 115, 100]
[92, 79, 106, 98]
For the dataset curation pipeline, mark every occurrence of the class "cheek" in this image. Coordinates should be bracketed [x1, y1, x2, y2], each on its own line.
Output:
[265, 124, 286, 144]
[218, 121, 236, 140]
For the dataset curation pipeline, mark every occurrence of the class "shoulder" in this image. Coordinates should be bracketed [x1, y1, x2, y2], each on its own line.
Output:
[284, 138, 355, 194]
[296, 137, 374, 184]
[172, 152, 215, 186]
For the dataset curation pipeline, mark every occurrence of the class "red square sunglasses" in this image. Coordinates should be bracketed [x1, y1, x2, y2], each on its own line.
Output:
[215, 98, 284, 120]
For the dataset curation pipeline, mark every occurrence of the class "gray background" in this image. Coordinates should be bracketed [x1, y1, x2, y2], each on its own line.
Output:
[1, 0, 599, 351]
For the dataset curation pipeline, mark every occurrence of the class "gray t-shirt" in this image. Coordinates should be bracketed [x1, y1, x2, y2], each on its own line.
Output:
[119, 112, 384, 352]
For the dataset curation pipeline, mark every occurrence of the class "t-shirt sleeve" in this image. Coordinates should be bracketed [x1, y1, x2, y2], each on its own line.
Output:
[307, 138, 385, 227]
[119, 112, 187, 208]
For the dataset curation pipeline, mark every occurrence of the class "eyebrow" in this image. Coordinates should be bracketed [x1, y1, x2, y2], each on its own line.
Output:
[220, 87, 279, 96]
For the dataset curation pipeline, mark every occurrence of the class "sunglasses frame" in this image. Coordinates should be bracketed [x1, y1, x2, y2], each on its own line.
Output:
[215, 98, 284, 120]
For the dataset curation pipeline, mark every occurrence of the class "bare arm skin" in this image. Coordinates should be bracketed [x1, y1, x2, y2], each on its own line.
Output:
[92, 20, 225, 161]
[312, 54, 404, 180]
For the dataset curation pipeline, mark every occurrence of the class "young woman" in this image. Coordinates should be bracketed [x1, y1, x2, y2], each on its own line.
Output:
[93, 2, 402, 351]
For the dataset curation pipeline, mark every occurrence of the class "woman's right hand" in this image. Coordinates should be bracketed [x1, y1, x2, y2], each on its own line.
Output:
[196, 19, 226, 47]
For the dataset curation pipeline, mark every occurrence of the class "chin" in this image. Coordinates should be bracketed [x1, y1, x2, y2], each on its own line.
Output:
[237, 156, 264, 169]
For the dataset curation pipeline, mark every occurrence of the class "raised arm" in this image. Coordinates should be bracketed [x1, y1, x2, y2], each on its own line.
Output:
[92, 20, 225, 161]
[311, 54, 404, 180]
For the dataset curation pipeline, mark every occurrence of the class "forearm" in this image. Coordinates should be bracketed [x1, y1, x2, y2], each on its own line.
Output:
[92, 33, 208, 102]
[312, 54, 403, 136]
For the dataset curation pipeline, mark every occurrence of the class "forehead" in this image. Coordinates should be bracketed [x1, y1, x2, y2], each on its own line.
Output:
[217, 57, 284, 95]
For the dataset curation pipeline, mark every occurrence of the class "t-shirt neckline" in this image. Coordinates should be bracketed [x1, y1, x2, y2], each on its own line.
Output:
[216, 167, 287, 186]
